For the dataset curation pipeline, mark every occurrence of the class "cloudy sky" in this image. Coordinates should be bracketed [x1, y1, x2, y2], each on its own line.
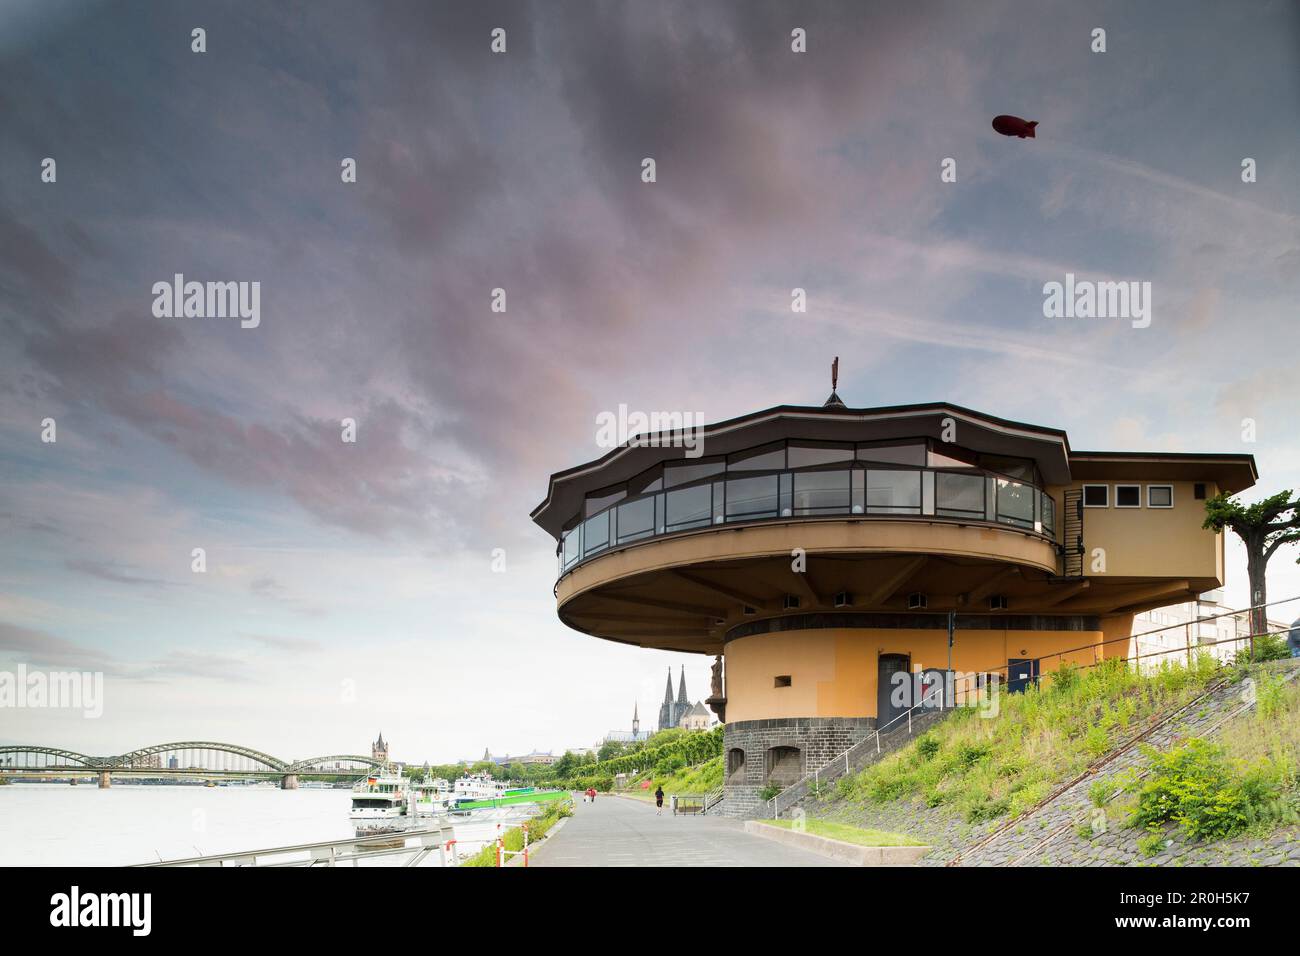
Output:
[2, 0, 1299, 763]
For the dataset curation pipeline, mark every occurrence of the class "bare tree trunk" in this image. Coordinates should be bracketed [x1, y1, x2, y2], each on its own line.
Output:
[1246, 537, 1267, 656]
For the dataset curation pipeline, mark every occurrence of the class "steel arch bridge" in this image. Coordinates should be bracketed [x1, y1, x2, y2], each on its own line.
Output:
[0, 742, 387, 776]
[0, 746, 107, 769]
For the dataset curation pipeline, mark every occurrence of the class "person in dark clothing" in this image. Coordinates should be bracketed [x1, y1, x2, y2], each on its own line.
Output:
[654, 785, 665, 815]
[1288, 617, 1300, 659]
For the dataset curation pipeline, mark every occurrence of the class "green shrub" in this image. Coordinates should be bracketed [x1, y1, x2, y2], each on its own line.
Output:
[1088, 779, 1112, 809]
[655, 754, 687, 774]
[1131, 739, 1278, 841]
[1050, 662, 1081, 693]
[1234, 632, 1290, 665]
[1083, 725, 1110, 758]
[757, 784, 782, 802]
[1008, 780, 1051, 817]
[1137, 832, 1165, 857]
[915, 734, 940, 760]
[461, 799, 573, 866]
[1255, 672, 1288, 720]
[955, 742, 991, 768]
[964, 794, 1011, 823]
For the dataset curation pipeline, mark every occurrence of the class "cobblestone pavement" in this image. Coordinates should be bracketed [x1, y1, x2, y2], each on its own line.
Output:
[808, 661, 1300, 867]
[529, 792, 847, 866]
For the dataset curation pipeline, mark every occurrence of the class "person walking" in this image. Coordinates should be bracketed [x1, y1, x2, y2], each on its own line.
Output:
[1288, 617, 1300, 659]
[655, 784, 665, 815]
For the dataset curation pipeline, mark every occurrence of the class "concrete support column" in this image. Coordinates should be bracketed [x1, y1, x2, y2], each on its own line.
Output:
[97, 771, 111, 789]
[281, 774, 298, 790]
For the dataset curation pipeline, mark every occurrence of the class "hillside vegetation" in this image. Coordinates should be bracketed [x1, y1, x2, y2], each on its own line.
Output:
[1119, 668, 1300, 851]
[557, 726, 723, 791]
[621, 754, 723, 800]
[828, 655, 1223, 824]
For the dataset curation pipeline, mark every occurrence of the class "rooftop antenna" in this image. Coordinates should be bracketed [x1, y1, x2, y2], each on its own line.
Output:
[824, 356, 845, 408]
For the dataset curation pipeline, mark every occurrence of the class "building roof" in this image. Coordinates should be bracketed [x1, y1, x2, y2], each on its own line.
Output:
[531, 401, 1256, 538]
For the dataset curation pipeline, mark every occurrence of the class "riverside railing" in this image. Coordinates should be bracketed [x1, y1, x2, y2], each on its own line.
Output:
[135, 823, 459, 867]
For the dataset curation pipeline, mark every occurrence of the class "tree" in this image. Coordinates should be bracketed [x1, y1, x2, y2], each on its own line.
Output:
[597, 740, 627, 762]
[1203, 489, 1300, 642]
[551, 750, 580, 778]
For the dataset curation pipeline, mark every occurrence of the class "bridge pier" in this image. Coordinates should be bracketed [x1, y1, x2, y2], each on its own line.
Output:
[98, 771, 111, 789]
[281, 774, 298, 790]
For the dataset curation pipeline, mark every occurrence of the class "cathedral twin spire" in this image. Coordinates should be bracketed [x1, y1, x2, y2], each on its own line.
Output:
[658, 665, 690, 731]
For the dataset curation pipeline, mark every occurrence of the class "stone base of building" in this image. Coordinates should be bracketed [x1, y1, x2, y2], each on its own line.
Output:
[718, 716, 876, 818]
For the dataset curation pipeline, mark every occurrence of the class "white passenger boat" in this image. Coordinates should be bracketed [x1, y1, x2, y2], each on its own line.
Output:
[349, 769, 408, 833]
[452, 772, 510, 802]
[411, 775, 453, 817]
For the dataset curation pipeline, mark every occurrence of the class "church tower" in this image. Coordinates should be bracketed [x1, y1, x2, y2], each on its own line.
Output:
[632, 702, 640, 738]
[674, 666, 690, 727]
[657, 667, 674, 732]
[372, 731, 388, 764]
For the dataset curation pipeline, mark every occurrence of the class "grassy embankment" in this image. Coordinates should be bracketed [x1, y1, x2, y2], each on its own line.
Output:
[620, 754, 723, 800]
[1110, 666, 1300, 853]
[814, 648, 1300, 852]
[460, 798, 573, 867]
[821, 655, 1226, 824]
[758, 818, 923, 846]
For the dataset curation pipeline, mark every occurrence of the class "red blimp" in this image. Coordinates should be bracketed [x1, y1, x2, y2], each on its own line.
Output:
[992, 115, 1038, 138]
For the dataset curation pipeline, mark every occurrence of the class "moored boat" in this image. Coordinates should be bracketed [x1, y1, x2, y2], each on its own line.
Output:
[349, 769, 408, 833]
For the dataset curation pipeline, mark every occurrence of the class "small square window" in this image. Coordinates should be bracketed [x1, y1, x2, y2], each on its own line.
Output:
[1115, 485, 1141, 508]
[1082, 484, 1109, 508]
[1148, 485, 1173, 508]
[774, 675, 792, 688]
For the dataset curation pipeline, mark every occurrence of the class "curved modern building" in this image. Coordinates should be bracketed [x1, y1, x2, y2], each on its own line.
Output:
[532, 398, 1257, 812]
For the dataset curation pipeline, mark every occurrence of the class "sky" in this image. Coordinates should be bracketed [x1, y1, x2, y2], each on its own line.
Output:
[2, 0, 1299, 764]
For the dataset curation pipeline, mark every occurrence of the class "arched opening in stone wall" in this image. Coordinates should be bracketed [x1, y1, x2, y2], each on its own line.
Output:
[765, 745, 802, 786]
[726, 748, 746, 781]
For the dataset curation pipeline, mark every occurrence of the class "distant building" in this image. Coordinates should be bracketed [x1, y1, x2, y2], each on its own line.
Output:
[371, 732, 389, 764]
[1132, 591, 1289, 670]
[679, 700, 713, 730]
[658, 667, 690, 732]
[517, 751, 559, 765]
[605, 701, 652, 743]
[474, 749, 562, 766]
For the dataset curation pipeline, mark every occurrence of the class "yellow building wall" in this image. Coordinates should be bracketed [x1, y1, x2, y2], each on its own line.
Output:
[724, 626, 1108, 723]
[1069, 480, 1222, 581]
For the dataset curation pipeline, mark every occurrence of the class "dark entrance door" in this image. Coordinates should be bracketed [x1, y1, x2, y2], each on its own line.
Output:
[1007, 658, 1040, 694]
[877, 653, 911, 728]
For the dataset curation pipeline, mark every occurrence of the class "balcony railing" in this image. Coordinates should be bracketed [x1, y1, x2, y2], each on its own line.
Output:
[558, 464, 1057, 577]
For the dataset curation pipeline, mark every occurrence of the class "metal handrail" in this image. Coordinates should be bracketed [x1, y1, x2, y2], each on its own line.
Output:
[135, 823, 458, 867]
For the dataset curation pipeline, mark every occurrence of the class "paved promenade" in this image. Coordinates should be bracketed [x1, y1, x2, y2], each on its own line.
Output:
[529, 794, 846, 867]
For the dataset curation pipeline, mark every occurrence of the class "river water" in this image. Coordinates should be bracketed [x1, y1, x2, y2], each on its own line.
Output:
[0, 783, 512, 866]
